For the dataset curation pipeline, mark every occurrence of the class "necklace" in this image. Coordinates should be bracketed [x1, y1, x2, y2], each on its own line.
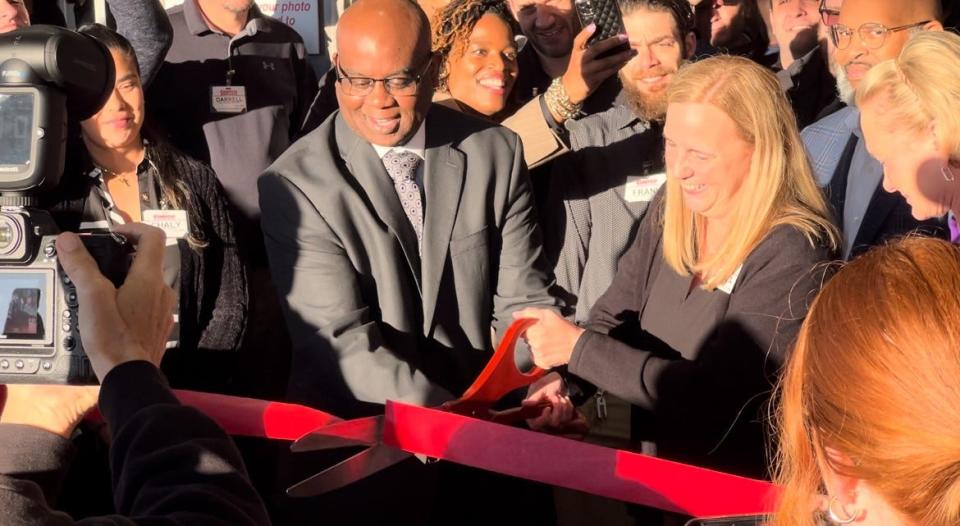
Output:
[96, 164, 137, 186]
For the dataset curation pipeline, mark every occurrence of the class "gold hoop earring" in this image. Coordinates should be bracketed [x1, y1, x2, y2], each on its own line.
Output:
[827, 495, 860, 525]
[942, 164, 956, 182]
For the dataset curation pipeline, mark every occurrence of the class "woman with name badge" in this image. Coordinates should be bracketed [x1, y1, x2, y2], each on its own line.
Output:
[46, 25, 247, 391]
[517, 56, 838, 490]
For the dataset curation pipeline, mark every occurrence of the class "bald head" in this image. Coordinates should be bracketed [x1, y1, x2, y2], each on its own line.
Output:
[839, 0, 942, 27]
[337, 0, 432, 61]
[334, 0, 437, 148]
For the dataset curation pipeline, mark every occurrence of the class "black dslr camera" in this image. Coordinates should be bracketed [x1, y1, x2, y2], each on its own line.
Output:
[0, 26, 131, 384]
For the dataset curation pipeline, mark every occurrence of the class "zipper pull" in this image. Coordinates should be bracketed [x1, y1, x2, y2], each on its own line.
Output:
[594, 390, 608, 421]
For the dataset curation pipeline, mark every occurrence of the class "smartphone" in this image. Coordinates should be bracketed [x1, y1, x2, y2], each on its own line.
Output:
[573, 0, 631, 59]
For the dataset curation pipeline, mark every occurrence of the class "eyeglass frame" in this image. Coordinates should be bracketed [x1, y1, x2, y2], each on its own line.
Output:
[829, 20, 933, 49]
[334, 55, 435, 97]
[817, 0, 839, 26]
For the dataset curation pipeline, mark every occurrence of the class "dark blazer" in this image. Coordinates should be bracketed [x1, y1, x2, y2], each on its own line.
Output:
[259, 104, 559, 417]
[825, 134, 947, 259]
[567, 193, 833, 478]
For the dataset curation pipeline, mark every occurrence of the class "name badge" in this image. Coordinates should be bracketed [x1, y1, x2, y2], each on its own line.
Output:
[143, 210, 190, 239]
[717, 265, 743, 295]
[624, 172, 667, 203]
[211, 85, 247, 114]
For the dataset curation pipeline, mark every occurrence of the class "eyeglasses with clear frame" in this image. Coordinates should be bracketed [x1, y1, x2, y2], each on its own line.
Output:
[334, 56, 434, 97]
[829, 20, 932, 49]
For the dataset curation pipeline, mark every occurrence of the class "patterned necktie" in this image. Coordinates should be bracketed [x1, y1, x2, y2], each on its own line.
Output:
[383, 149, 424, 251]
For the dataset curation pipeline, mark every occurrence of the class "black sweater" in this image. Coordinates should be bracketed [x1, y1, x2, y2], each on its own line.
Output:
[0, 361, 271, 525]
[568, 193, 834, 478]
[46, 145, 248, 386]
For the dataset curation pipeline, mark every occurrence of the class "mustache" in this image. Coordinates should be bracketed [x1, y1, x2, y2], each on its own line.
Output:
[630, 66, 675, 80]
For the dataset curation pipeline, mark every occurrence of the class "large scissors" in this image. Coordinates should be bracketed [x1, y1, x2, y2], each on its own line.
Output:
[287, 318, 548, 497]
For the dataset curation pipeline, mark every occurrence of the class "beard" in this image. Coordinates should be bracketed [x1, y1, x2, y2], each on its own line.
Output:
[619, 67, 673, 122]
[831, 56, 856, 106]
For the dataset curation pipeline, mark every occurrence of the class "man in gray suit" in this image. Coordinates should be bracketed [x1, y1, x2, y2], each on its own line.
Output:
[259, 0, 558, 419]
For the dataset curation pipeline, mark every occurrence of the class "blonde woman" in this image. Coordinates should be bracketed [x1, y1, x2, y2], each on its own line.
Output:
[517, 55, 838, 480]
[771, 237, 960, 526]
[857, 31, 960, 230]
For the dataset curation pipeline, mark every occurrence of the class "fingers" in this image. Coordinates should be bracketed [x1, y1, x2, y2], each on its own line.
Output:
[582, 33, 630, 60]
[586, 46, 637, 74]
[113, 223, 167, 279]
[513, 307, 548, 321]
[56, 232, 113, 295]
[571, 23, 596, 53]
[527, 407, 553, 431]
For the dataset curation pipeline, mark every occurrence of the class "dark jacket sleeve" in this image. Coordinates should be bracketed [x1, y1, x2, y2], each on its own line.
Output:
[186, 157, 249, 352]
[0, 424, 78, 525]
[299, 66, 337, 135]
[569, 222, 831, 426]
[0, 361, 270, 525]
[107, 0, 173, 87]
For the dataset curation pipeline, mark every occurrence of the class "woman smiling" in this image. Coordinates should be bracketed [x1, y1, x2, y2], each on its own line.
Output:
[519, 56, 838, 483]
[431, 0, 521, 121]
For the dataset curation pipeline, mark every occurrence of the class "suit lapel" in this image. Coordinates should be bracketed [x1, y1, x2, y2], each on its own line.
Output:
[849, 137, 897, 254]
[336, 115, 422, 291]
[421, 113, 466, 333]
[853, 182, 900, 253]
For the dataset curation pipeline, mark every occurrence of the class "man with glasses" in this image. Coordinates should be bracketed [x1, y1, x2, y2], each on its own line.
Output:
[769, 0, 838, 127]
[801, 0, 946, 259]
[260, 0, 557, 423]
[259, 1, 559, 521]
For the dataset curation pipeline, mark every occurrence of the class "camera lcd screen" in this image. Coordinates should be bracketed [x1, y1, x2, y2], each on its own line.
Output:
[0, 271, 54, 347]
[0, 92, 35, 167]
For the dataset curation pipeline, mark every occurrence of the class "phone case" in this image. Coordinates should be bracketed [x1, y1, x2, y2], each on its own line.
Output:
[574, 0, 629, 52]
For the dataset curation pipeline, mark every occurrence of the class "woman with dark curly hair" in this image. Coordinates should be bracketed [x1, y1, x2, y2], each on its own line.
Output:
[431, 0, 522, 121]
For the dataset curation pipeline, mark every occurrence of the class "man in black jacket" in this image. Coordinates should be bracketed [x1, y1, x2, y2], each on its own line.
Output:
[0, 224, 270, 526]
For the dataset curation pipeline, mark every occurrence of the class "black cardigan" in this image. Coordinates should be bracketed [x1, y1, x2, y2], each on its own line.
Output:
[46, 146, 248, 366]
[568, 193, 835, 478]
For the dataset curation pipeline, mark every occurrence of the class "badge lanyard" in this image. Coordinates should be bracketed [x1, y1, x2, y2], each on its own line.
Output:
[210, 30, 249, 114]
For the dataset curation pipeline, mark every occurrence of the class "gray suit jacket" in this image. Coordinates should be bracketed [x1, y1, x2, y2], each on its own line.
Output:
[259, 105, 558, 417]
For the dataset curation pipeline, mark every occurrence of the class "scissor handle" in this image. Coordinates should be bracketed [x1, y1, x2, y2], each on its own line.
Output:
[446, 318, 544, 417]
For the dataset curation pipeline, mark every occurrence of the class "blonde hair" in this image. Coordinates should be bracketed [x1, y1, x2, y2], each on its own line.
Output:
[771, 237, 960, 526]
[662, 56, 838, 289]
[856, 31, 960, 164]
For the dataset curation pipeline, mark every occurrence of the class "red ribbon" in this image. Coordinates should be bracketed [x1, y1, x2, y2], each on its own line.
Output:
[383, 401, 779, 517]
[87, 389, 341, 441]
[88, 389, 778, 515]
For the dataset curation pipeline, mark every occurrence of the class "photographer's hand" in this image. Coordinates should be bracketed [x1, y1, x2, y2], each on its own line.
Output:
[56, 223, 176, 381]
[0, 384, 99, 438]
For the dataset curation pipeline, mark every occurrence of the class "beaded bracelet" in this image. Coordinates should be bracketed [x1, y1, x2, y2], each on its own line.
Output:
[545, 77, 583, 121]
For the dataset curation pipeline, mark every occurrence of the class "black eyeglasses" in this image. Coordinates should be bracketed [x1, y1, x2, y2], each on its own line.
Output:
[335, 57, 434, 97]
[829, 20, 932, 50]
[818, 0, 840, 26]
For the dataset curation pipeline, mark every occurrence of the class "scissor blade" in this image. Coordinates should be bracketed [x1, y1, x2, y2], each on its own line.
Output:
[291, 415, 384, 453]
[286, 444, 412, 497]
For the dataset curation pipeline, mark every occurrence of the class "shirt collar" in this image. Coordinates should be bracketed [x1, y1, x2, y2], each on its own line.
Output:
[371, 121, 427, 160]
[611, 91, 654, 132]
[843, 106, 863, 138]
